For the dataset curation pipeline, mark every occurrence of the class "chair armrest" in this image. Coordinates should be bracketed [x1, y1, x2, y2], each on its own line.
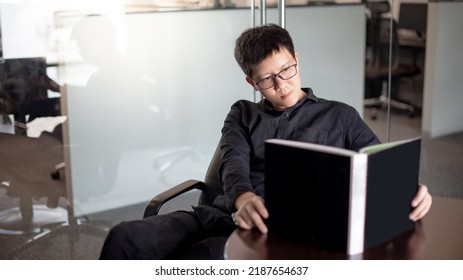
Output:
[143, 179, 206, 218]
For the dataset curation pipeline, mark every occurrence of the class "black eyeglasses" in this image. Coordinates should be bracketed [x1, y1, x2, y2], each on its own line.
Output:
[254, 63, 298, 90]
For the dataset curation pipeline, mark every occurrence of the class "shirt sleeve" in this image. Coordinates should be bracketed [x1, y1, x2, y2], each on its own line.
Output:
[217, 101, 256, 212]
[343, 106, 381, 150]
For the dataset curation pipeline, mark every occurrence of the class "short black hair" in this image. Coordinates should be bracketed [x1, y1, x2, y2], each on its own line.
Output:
[234, 24, 296, 77]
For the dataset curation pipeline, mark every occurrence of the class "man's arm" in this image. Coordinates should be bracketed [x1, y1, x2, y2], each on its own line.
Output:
[218, 101, 270, 233]
[218, 102, 256, 212]
[343, 106, 381, 150]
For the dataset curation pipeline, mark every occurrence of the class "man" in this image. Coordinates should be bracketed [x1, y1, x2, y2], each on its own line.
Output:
[99, 24, 431, 259]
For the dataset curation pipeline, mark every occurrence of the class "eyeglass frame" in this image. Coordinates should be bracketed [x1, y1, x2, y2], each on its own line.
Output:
[253, 63, 298, 90]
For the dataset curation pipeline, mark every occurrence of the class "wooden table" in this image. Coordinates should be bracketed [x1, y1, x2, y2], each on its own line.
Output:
[224, 197, 463, 259]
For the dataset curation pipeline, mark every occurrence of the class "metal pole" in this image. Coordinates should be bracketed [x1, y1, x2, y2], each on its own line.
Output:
[251, 0, 256, 27]
[251, 0, 258, 102]
[260, 0, 266, 25]
[386, 0, 394, 143]
[278, 0, 286, 28]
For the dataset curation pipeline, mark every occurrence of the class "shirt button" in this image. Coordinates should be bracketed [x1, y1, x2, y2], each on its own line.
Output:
[283, 112, 289, 118]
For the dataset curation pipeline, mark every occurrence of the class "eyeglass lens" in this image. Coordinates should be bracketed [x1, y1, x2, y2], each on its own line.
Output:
[257, 64, 297, 90]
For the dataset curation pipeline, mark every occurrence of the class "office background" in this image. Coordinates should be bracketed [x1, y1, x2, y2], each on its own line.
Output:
[0, 0, 462, 259]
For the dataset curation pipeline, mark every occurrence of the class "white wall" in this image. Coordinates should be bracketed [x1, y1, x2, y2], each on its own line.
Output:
[422, 2, 463, 138]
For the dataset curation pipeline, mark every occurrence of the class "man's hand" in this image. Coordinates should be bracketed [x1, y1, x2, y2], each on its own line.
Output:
[409, 184, 432, 221]
[233, 192, 269, 234]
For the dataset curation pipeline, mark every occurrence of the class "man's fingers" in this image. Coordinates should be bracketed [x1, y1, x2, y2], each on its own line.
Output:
[410, 193, 432, 221]
[248, 210, 268, 234]
[235, 216, 252, 230]
[412, 184, 428, 207]
[252, 196, 269, 219]
[234, 197, 269, 233]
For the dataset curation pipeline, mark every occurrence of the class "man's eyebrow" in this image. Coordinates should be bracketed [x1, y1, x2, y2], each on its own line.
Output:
[256, 61, 293, 78]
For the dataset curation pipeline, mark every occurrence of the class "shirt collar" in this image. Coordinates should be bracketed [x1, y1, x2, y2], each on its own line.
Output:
[302, 88, 319, 102]
[261, 87, 319, 112]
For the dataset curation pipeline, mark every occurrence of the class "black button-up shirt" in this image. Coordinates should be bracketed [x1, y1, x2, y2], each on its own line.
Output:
[213, 88, 380, 213]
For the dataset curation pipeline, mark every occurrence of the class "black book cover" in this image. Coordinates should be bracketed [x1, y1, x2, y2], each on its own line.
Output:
[363, 139, 420, 250]
[264, 137, 421, 255]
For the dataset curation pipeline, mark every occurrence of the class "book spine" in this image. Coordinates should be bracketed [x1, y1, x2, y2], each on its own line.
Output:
[347, 154, 368, 255]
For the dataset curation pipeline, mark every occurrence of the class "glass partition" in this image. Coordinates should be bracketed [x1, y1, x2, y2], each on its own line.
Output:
[0, 1, 255, 259]
[0, 0, 407, 259]
[57, 9, 256, 215]
[0, 0, 372, 221]
[1, 0, 461, 260]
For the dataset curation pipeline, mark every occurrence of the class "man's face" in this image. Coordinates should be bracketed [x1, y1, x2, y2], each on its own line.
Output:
[246, 48, 305, 111]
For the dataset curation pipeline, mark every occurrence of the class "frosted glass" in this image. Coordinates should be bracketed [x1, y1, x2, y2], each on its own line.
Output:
[59, 6, 366, 216]
[61, 10, 252, 215]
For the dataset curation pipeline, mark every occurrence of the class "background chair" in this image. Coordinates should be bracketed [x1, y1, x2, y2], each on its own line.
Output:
[0, 57, 65, 235]
[0, 131, 110, 258]
[0, 57, 65, 186]
[0, 57, 110, 259]
[364, 1, 421, 120]
[0, 57, 60, 124]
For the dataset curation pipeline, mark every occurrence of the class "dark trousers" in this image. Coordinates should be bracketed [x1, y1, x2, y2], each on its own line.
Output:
[99, 210, 233, 260]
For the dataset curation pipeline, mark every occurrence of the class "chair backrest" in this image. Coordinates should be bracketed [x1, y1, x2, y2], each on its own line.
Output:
[198, 144, 223, 206]
[398, 3, 427, 38]
[366, 4, 401, 76]
[367, 0, 390, 16]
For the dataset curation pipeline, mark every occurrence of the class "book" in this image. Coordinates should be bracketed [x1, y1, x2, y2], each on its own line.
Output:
[264, 137, 421, 255]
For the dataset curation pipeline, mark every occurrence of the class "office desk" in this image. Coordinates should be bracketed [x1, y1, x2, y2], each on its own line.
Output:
[224, 197, 463, 259]
[398, 31, 426, 69]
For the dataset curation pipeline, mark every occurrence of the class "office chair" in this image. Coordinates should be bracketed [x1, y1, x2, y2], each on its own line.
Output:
[397, 3, 427, 39]
[144, 144, 222, 217]
[0, 57, 64, 179]
[0, 58, 110, 259]
[1, 58, 60, 122]
[142, 144, 224, 258]
[364, 1, 421, 120]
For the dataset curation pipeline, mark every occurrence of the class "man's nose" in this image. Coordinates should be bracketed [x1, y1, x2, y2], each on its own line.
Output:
[273, 75, 287, 90]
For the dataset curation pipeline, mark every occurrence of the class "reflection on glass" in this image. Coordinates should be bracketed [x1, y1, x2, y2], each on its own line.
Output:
[64, 14, 176, 214]
[0, 55, 66, 237]
[58, 9, 251, 216]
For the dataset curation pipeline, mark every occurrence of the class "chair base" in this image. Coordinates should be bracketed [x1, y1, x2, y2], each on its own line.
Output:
[51, 162, 65, 180]
[364, 81, 415, 120]
[0, 205, 68, 235]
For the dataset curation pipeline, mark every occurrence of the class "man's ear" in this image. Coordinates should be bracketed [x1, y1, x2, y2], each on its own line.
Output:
[245, 76, 258, 91]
